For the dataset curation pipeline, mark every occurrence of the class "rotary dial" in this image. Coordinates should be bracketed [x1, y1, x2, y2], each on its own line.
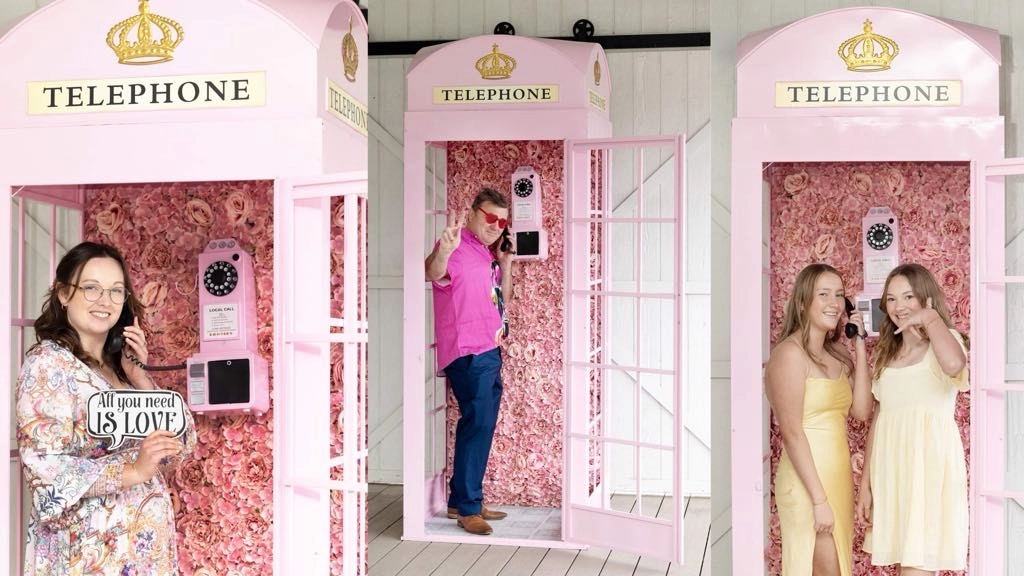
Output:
[203, 261, 239, 296]
[514, 177, 534, 198]
[865, 223, 894, 251]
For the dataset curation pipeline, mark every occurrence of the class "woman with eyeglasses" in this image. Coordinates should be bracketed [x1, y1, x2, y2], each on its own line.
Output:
[425, 187, 516, 536]
[16, 241, 195, 575]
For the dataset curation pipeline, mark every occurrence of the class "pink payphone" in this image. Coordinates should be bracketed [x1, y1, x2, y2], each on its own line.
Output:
[186, 238, 269, 415]
[856, 206, 900, 336]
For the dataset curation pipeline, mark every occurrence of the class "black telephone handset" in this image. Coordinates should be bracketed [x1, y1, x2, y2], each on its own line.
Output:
[499, 227, 513, 253]
[844, 297, 860, 339]
[105, 306, 135, 355]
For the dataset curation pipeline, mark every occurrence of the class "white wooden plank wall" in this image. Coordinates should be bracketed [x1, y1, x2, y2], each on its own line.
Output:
[366, 0, 711, 491]
[709, 1, 1024, 573]
[368, 0, 709, 39]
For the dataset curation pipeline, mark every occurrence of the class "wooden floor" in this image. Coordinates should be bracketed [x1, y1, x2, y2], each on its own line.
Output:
[367, 484, 710, 576]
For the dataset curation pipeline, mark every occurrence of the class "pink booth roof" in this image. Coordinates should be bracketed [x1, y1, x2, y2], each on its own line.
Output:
[406, 34, 610, 117]
[735, 6, 1001, 118]
[0, 0, 367, 129]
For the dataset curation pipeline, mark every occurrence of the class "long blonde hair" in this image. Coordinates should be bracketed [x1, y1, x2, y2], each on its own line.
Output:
[778, 263, 853, 375]
[871, 263, 969, 380]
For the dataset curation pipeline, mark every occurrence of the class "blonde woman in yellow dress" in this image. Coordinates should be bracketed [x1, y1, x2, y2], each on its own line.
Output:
[766, 263, 873, 576]
[857, 263, 968, 575]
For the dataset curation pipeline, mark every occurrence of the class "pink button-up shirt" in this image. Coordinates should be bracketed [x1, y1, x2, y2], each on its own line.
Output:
[432, 228, 503, 373]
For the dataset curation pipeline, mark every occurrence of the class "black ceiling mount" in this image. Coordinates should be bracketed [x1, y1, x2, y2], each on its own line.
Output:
[369, 32, 709, 57]
[494, 21, 516, 36]
[572, 19, 595, 40]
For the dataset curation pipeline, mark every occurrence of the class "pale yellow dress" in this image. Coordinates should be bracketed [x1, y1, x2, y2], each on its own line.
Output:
[863, 329, 968, 570]
[775, 373, 854, 576]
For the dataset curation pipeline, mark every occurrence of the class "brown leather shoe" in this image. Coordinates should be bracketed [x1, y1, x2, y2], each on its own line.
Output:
[447, 506, 507, 521]
[457, 514, 493, 535]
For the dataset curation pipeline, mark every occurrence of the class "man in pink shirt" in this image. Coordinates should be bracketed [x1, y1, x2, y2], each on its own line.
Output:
[425, 188, 516, 536]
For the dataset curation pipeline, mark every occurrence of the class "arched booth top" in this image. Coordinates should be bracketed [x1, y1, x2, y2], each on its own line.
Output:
[405, 34, 611, 141]
[735, 6, 1000, 119]
[0, 0, 367, 184]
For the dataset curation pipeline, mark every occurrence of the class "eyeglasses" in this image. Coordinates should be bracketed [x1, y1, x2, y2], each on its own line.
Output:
[74, 283, 129, 304]
[478, 207, 508, 229]
[491, 261, 509, 341]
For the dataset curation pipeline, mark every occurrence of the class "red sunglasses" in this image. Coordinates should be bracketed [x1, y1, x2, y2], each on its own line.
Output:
[477, 207, 508, 228]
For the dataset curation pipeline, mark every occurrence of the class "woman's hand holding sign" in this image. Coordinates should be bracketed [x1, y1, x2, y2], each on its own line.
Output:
[124, 430, 183, 486]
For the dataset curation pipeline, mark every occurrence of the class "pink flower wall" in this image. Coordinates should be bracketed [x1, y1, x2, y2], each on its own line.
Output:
[446, 140, 566, 506]
[764, 162, 971, 576]
[85, 182, 359, 575]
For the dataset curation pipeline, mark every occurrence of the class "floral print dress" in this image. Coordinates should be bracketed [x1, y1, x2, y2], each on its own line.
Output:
[16, 340, 196, 576]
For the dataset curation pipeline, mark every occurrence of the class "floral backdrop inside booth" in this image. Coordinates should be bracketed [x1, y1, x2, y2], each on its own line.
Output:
[445, 140, 566, 507]
[764, 162, 971, 576]
[85, 181, 356, 575]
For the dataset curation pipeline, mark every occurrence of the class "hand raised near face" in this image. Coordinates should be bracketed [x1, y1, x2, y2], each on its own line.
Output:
[438, 208, 467, 256]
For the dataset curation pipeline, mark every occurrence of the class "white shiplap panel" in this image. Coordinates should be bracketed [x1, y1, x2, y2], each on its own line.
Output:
[562, 0, 589, 37]
[587, 0, 616, 38]
[483, 0, 510, 34]
[432, 0, 461, 40]
[381, 0, 411, 41]
[686, 51, 710, 136]
[0, 0, 35, 28]
[737, 0, 773, 39]
[641, 0, 669, 34]
[408, 0, 435, 40]
[613, 0, 642, 36]
[457, 0, 484, 38]
[534, 0, 562, 37]
[660, 51, 688, 139]
[668, 0, 697, 34]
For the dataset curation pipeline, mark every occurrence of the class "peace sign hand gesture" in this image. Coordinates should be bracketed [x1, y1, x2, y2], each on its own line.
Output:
[438, 208, 466, 257]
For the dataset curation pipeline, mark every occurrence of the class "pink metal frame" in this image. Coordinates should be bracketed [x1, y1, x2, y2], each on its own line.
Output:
[730, 7, 1004, 574]
[972, 159, 1024, 575]
[272, 173, 369, 576]
[402, 34, 613, 549]
[564, 136, 686, 564]
[0, 1, 369, 573]
[8, 189, 86, 576]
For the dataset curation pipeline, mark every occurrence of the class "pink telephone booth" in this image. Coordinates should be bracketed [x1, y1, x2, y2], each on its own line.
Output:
[402, 34, 690, 563]
[729, 7, 1016, 575]
[0, 1, 368, 575]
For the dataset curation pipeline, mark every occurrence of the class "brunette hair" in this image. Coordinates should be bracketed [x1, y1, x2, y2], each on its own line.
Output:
[471, 188, 508, 211]
[871, 263, 968, 380]
[777, 263, 853, 375]
[31, 241, 145, 384]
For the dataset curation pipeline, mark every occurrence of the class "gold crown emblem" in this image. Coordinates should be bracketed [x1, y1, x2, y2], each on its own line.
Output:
[342, 17, 359, 82]
[106, 1, 183, 65]
[475, 44, 516, 80]
[594, 60, 601, 86]
[837, 19, 899, 72]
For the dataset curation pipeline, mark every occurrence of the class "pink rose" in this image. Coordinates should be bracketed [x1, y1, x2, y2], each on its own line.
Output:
[185, 199, 214, 227]
[942, 216, 965, 237]
[954, 294, 970, 321]
[941, 267, 963, 292]
[138, 280, 168, 308]
[783, 171, 809, 194]
[142, 241, 173, 270]
[882, 168, 905, 196]
[95, 203, 125, 236]
[852, 172, 873, 193]
[225, 190, 253, 227]
[240, 452, 272, 487]
[813, 234, 836, 260]
[176, 458, 207, 491]
[181, 514, 220, 548]
[166, 325, 199, 355]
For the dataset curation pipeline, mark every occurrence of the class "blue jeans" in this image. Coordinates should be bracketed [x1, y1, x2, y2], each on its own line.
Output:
[444, 347, 503, 517]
